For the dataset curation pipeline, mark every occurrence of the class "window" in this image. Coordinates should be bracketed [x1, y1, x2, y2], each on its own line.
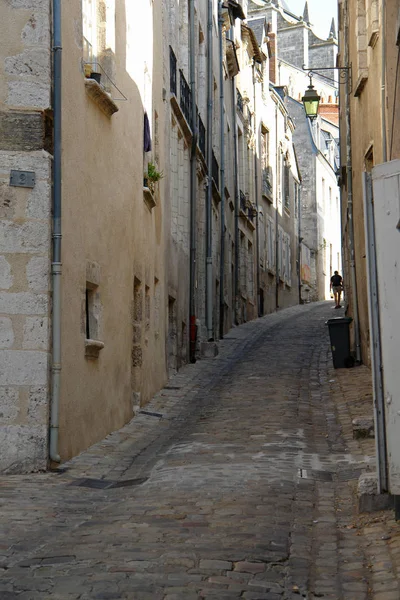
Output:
[329, 186, 332, 216]
[283, 161, 290, 211]
[294, 182, 299, 218]
[321, 178, 326, 208]
[83, 0, 97, 63]
[85, 281, 103, 357]
[366, 0, 379, 47]
[261, 127, 270, 169]
[354, 0, 369, 95]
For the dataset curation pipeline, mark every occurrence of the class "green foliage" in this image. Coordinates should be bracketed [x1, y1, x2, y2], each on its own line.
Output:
[146, 161, 164, 183]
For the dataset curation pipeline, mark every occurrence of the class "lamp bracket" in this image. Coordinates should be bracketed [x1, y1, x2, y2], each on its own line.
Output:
[302, 64, 352, 93]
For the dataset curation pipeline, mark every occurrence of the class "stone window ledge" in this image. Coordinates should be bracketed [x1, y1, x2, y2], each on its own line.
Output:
[143, 186, 156, 210]
[85, 338, 104, 359]
[84, 79, 119, 117]
[354, 70, 368, 98]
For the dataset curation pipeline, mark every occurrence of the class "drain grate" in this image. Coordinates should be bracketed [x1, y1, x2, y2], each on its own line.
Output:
[69, 478, 113, 489]
[164, 386, 181, 390]
[111, 477, 148, 488]
[68, 477, 148, 490]
[139, 410, 163, 418]
[297, 469, 333, 482]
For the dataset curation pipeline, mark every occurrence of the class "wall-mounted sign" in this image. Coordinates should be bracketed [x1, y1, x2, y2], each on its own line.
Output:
[9, 170, 35, 188]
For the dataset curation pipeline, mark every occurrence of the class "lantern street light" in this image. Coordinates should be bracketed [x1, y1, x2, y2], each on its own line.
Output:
[302, 74, 320, 120]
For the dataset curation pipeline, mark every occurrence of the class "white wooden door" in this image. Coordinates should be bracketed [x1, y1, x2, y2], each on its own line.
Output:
[372, 159, 400, 494]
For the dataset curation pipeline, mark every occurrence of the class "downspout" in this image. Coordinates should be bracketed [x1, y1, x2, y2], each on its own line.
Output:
[381, 0, 387, 162]
[275, 99, 279, 310]
[298, 185, 302, 304]
[189, 0, 197, 362]
[218, 2, 226, 338]
[252, 60, 261, 316]
[206, 0, 214, 340]
[344, 0, 361, 363]
[49, 0, 62, 463]
[232, 78, 240, 324]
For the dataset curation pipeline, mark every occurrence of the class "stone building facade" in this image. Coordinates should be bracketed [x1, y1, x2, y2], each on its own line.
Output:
[338, 0, 400, 364]
[249, 0, 342, 302]
[0, 0, 336, 472]
[0, 1, 52, 472]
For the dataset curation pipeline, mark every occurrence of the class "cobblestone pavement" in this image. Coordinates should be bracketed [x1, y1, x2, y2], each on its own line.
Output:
[1, 302, 399, 600]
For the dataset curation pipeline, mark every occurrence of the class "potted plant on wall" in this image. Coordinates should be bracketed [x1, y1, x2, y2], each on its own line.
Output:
[144, 161, 164, 194]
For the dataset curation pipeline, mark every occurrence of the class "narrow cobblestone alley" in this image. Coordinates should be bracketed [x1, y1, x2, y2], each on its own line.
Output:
[1, 303, 399, 600]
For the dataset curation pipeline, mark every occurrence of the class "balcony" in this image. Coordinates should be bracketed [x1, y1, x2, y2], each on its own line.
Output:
[170, 46, 177, 95]
[180, 70, 191, 126]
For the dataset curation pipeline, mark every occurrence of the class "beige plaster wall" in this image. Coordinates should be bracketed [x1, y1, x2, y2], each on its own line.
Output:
[58, 0, 167, 460]
[0, 0, 52, 472]
[340, 0, 399, 364]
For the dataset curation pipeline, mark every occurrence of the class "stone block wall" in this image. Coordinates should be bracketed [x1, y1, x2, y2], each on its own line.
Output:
[0, 1, 52, 472]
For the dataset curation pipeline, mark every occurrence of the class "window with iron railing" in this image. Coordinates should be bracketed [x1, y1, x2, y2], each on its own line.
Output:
[179, 70, 191, 125]
[212, 150, 219, 190]
[170, 46, 177, 95]
[198, 114, 206, 157]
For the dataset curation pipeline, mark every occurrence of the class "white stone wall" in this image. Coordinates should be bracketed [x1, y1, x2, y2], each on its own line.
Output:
[0, 0, 52, 472]
[0, 150, 51, 473]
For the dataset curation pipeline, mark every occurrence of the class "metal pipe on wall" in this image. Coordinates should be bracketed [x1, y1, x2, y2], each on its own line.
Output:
[275, 99, 279, 310]
[49, 0, 62, 463]
[344, 0, 361, 363]
[218, 2, 226, 339]
[189, 0, 198, 363]
[252, 60, 261, 316]
[205, 0, 214, 341]
[232, 78, 240, 325]
[381, 0, 387, 162]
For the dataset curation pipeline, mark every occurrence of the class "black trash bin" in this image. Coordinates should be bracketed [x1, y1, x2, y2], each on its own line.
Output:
[326, 317, 354, 368]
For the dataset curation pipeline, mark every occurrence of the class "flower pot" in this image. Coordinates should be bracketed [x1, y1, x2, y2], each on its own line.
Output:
[90, 72, 101, 84]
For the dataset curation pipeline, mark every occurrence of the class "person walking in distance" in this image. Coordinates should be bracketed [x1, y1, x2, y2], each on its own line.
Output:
[330, 271, 343, 309]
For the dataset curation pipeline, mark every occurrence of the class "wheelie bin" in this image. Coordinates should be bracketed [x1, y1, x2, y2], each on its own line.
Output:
[326, 317, 354, 368]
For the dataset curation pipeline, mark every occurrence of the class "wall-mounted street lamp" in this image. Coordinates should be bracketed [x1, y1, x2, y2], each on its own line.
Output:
[302, 74, 320, 120]
[301, 64, 352, 120]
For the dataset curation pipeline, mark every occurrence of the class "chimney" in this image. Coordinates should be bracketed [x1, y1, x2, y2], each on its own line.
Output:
[268, 32, 277, 84]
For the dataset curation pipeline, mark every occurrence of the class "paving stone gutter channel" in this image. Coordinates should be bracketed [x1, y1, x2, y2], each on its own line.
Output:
[0, 301, 399, 599]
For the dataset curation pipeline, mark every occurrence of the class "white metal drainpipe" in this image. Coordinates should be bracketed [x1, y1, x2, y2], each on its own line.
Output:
[206, 0, 214, 341]
[49, 0, 62, 463]
[189, 0, 198, 363]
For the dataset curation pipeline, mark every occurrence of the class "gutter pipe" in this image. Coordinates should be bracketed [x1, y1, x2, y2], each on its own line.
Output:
[189, 0, 197, 362]
[49, 0, 62, 463]
[344, 0, 361, 363]
[232, 78, 240, 324]
[218, 2, 226, 338]
[206, 0, 214, 340]
[252, 60, 261, 316]
[381, 0, 387, 162]
[275, 99, 279, 310]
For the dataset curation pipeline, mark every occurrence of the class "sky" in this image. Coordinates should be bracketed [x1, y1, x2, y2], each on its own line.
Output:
[284, 0, 338, 39]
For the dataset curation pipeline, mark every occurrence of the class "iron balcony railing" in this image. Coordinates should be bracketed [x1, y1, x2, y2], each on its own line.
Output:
[170, 46, 177, 96]
[237, 89, 244, 113]
[180, 70, 191, 125]
[198, 114, 206, 157]
[212, 150, 219, 190]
